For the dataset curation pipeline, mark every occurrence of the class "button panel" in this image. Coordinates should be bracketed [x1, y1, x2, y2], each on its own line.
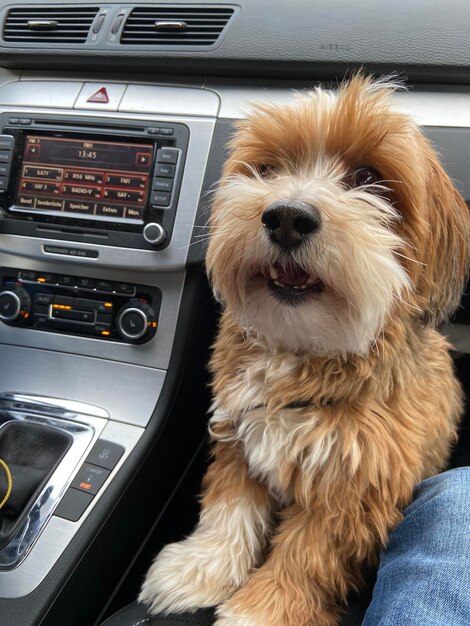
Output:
[0, 134, 14, 193]
[151, 148, 181, 210]
[0, 268, 162, 344]
[54, 439, 125, 522]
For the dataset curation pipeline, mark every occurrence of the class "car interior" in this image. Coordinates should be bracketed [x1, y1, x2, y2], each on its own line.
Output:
[0, 1, 469, 625]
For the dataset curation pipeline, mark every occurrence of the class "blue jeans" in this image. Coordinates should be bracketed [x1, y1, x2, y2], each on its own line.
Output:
[362, 467, 470, 626]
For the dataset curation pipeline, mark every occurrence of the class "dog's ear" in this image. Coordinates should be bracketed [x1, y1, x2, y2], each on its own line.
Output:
[418, 141, 470, 324]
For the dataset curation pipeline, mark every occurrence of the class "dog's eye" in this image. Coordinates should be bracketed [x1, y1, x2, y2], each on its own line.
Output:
[255, 163, 277, 178]
[347, 167, 382, 188]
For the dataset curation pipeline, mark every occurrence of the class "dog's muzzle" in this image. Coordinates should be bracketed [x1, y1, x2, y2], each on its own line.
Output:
[261, 200, 321, 251]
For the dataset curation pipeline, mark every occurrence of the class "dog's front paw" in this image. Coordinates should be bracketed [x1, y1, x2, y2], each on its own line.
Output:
[139, 539, 241, 615]
[215, 603, 260, 626]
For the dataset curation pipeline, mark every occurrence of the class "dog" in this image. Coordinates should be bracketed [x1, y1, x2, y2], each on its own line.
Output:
[139, 74, 470, 626]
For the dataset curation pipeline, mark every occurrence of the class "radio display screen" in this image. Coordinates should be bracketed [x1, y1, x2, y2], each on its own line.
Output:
[14, 135, 154, 221]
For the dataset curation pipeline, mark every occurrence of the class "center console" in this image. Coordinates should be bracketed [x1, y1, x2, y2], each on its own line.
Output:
[0, 78, 221, 616]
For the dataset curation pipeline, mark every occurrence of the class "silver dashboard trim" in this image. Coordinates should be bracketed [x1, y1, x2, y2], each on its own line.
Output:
[0, 345, 166, 428]
[0, 80, 83, 109]
[0, 411, 143, 598]
[206, 80, 470, 128]
[119, 83, 220, 117]
[0, 393, 110, 419]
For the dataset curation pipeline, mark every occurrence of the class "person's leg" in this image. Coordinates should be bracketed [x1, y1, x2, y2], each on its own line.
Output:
[362, 467, 470, 626]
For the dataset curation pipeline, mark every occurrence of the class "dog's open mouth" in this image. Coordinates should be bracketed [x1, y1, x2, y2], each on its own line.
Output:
[265, 262, 325, 304]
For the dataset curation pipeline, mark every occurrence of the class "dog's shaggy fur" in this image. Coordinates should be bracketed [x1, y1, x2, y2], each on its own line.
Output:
[140, 75, 470, 625]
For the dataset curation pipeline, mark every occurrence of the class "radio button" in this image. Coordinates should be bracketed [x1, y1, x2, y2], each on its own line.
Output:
[153, 178, 173, 193]
[8, 118, 19, 125]
[96, 204, 125, 218]
[125, 207, 142, 219]
[64, 200, 96, 214]
[0, 151, 12, 163]
[0, 136, 14, 150]
[35, 198, 64, 211]
[159, 128, 174, 136]
[19, 118, 31, 125]
[156, 148, 178, 164]
[17, 196, 35, 208]
[0, 177, 9, 191]
[154, 164, 175, 178]
[0, 163, 11, 177]
[151, 191, 171, 207]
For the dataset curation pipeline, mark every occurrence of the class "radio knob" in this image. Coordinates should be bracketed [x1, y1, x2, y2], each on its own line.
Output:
[143, 222, 167, 247]
[0, 285, 31, 324]
[116, 300, 157, 343]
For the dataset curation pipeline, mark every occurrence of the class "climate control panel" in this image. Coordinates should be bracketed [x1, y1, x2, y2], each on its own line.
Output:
[0, 268, 161, 344]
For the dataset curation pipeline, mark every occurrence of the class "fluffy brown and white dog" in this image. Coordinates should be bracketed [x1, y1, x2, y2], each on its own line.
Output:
[140, 75, 470, 626]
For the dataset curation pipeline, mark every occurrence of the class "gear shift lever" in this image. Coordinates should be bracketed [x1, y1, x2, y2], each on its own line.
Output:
[0, 421, 72, 550]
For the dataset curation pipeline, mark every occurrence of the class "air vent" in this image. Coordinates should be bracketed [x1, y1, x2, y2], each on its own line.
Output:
[121, 5, 235, 47]
[3, 6, 99, 44]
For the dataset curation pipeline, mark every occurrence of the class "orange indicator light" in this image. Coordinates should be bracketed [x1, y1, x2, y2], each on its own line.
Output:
[152, 322, 157, 328]
[37, 277, 46, 283]
[104, 302, 113, 308]
[79, 482, 92, 490]
[101, 331, 110, 336]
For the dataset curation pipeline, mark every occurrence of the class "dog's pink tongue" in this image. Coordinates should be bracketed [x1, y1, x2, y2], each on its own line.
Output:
[277, 264, 309, 285]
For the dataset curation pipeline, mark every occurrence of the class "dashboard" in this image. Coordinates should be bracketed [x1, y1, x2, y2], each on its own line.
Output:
[0, 1, 469, 625]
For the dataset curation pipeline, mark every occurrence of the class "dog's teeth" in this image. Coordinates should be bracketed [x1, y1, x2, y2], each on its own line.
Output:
[269, 266, 279, 280]
[274, 280, 282, 287]
[306, 277, 317, 285]
[300, 284, 307, 289]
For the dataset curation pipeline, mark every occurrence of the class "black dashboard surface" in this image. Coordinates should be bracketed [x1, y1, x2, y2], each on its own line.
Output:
[1, 0, 470, 82]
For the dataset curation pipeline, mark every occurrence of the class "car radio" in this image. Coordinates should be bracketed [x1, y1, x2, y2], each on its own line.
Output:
[0, 113, 189, 250]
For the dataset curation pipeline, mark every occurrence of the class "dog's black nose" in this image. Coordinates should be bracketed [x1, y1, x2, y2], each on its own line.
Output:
[261, 201, 321, 250]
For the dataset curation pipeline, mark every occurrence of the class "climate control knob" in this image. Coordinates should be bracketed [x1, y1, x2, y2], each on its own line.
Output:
[0, 284, 31, 324]
[116, 300, 157, 343]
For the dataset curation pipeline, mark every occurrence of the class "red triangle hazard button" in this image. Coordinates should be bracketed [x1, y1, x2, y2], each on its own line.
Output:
[87, 87, 109, 104]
